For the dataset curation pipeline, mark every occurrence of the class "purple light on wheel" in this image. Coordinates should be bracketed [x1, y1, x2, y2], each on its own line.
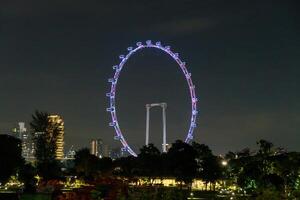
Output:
[107, 40, 198, 156]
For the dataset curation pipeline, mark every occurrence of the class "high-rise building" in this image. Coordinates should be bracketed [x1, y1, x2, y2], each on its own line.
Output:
[48, 115, 65, 160]
[12, 122, 33, 160]
[65, 145, 75, 159]
[90, 139, 103, 158]
[103, 144, 110, 158]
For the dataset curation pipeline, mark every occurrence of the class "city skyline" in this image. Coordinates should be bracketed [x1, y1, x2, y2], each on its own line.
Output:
[0, 1, 299, 154]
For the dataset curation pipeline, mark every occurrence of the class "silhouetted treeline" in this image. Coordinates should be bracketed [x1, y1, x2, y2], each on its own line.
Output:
[1, 132, 300, 198]
[0, 110, 299, 198]
[72, 139, 300, 198]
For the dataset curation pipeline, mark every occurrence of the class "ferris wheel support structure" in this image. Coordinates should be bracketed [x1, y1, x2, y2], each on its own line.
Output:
[145, 103, 167, 152]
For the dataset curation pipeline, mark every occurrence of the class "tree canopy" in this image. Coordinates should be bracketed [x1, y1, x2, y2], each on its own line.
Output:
[30, 110, 62, 180]
[0, 134, 24, 183]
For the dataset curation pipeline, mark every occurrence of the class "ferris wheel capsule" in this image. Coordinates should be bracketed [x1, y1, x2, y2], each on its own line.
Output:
[121, 147, 128, 152]
[136, 42, 142, 46]
[112, 65, 119, 70]
[191, 122, 197, 128]
[106, 107, 115, 112]
[187, 134, 194, 140]
[106, 92, 112, 97]
[109, 122, 116, 127]
[155, 41, 161, 46]
[108, 78, 115, 83]
[192, 110, 198, 115]
[146, 40, 152, 45]
[114, 135, 121, 140]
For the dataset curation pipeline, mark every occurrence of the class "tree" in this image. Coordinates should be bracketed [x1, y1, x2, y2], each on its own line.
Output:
[225, 151, 236, 160]
[98, 157, 113, 174]
[30, 110, 49, 133]
[192, 142, 212, 158]
[74, 148, 100, 179]
[30, 110, 62, 180]
[227, 147, 264, 191]
[272, 152, 300, 196]
[255, 140, 275, 185]
[114, 156, 138, 181]
[137, 144, 161, 182]
[230, 140, 290, 193]
[167, 140, 197, 185]
[236, 148, 251, 158]
[236, 157, 262, 190]
[192, 142, 222, 190]
[0, 135, 24, 183]
[257, 139, 274, 156]
[256, 187, 282, 200]
[30, 110, 59, 162]
[201, 156, 223, 190]
[19, 163, 37, 192]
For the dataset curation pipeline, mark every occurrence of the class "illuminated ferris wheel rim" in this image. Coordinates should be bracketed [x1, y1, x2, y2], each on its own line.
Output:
[107, 40, 198, 157]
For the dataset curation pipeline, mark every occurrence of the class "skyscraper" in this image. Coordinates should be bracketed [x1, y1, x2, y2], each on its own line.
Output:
[47, 115, 65, 160]
[103, 144, 110, 158]
[90, 139, 103, 158]
[13, 122, 31, 159]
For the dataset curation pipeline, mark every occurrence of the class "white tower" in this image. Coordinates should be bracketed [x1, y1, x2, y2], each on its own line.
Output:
[17, 122, 30, 159]
[145, 103, 167, 152]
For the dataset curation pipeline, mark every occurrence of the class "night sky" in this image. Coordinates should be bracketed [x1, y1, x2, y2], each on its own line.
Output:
[0, 1, 299, 154]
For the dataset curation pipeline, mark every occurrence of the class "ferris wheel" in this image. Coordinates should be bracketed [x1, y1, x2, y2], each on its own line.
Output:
[107, 40, 198, 157]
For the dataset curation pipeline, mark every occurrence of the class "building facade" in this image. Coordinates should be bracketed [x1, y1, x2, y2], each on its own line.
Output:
[48, 115, 65, 160]
[13, 122, 32, 160]
[90, 139, 103, 158]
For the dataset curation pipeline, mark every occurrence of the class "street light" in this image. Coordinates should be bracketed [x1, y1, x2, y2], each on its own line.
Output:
[221, 160, 228, 166]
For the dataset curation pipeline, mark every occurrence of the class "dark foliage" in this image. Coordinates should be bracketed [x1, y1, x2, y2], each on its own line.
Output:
[136, 144, 162, 180]
[74, 148, 99, 179]
[30, 110, 62, 180]
[226, 139, 300, 195]
[192, 142, 223, 190]
[114, 156, 138, 178]
[167, 140, 198, 184]
[0, 134, 24, 183]
[19, 163, 37, 193]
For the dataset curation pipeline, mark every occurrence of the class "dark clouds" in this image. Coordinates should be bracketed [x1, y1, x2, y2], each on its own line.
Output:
[0, 0, 299, 154]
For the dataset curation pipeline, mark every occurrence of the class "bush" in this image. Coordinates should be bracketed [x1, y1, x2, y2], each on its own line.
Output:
[255, 188, 282, 200]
